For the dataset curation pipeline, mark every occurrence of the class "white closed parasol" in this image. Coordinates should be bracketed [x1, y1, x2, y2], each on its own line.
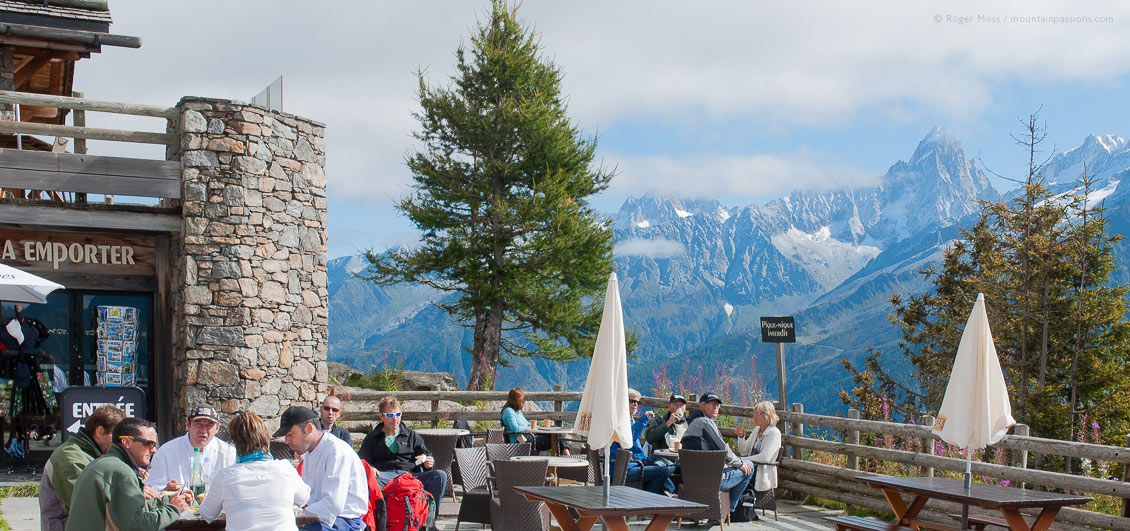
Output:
[573, 272, 634, 498]
[931, 293, 1015, 529]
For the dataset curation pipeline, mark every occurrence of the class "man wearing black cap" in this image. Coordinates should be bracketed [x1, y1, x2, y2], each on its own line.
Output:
[682, 392, 754, 519]
[146, 404, 235, 492]
[277, 405, 369, 531]
[644, 393, 688, 466]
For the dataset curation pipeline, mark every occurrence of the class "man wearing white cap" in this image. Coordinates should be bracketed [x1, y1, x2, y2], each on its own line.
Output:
[146, 404, 236, 491]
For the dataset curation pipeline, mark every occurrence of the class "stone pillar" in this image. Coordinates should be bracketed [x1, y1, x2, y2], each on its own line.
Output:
[171, 97, 329, 430]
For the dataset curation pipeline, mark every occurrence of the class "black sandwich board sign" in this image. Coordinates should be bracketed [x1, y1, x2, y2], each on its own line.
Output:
[60, 386, 145, 441]
[760, 316, 796, 343]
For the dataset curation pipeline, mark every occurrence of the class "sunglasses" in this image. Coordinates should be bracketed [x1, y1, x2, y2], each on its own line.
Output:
[628, 399, 640, 405]
[322, 406, 341, 412]
[120, 435, 158, 450]
[382, 412, 402, 419]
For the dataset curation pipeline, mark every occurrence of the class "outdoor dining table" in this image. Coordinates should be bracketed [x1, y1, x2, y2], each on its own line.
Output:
[514, 485, 706, 531]
[165, 509, 319, 530]
[652, 449, 679, 460]
[415, 427, 471, 436]
[856, 474, 1092, 531]
[528, 425, 573, 456]
[512, 454, 588, 485]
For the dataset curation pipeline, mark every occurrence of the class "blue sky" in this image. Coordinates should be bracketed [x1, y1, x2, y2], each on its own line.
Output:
[71, 1, 1130, 258]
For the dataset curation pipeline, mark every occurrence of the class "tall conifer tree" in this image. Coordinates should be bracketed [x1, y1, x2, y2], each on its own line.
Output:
[363, 1, 614, 390]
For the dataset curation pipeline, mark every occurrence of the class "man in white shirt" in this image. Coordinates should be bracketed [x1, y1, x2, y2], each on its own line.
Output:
[277, 406, 369, 531]
[146, 404, 236, 491]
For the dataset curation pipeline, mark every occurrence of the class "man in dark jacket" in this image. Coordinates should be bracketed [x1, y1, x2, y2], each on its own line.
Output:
[357, 396, 447, 512]
[66, 417, 190, 531]
[643, 393, 688, 466]
[319, 395, 352, 443]
[40, 405, 126, 531]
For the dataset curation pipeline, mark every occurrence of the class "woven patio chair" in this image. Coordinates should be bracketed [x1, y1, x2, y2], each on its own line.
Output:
[750, 448, 781, 520]
[556, 446, 597, 484]
[420, 431, 460, 501]
[485, 442, 531, 462]
[486, 428, 506, 444]
[268, 440, 295, 460]
[676, 449, 730, 529]
[490, 458, 551, 531]
[611, 450, 644, 490]
[454, 446, 491, 531]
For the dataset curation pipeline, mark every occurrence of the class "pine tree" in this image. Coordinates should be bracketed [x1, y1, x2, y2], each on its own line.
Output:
[362, 1, 614, 390]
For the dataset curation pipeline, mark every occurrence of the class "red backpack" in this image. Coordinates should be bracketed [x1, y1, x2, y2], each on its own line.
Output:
[382, 472, 433, 531]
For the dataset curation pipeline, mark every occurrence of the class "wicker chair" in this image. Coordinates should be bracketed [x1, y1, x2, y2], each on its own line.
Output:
[454, 447, 491, 531]
[490, 458, 551, 531]
[419, 431, 460, 501]
[268, 440, 295, 460]
[750, 448, 781, 520]
[611, 450, 644, 490]
[557, 446, 597, 485]
[676, 449, 730, 529]
[486, 428, 506, 444]
[485, 442, 531, 462]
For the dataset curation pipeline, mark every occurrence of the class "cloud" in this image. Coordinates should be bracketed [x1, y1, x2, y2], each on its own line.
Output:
[615, 238, 686, 258]
[606, 150, 879, 201]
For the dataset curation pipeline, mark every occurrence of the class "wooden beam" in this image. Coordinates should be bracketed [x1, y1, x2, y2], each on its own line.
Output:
[0, 90, 177, 119]
[0, 23, 141, 49]
[13, 55, 51, 90]
[0, 203, 181, 232]
[0, 120, 172, 145]
[0, 149, 181, 198]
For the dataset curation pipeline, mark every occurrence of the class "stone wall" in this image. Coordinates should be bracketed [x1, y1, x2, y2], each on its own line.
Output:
[170, 97, 329, 429]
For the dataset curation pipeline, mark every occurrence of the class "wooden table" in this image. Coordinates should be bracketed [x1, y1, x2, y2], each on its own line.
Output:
[514, 485, 706, 531]
[165, 510, 319, 530]
[856, 475, 1092, 531]
[528, 426, 573, 456]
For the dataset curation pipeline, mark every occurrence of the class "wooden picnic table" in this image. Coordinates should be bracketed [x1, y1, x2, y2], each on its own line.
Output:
[855, 475, 1092, 531]
[514, 485, 706, 531]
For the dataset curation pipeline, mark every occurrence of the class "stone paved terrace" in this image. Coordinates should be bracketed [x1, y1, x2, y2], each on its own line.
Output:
[2, 495, 842, 530]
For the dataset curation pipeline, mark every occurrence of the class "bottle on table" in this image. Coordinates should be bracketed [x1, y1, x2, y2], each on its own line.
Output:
[188, 447, 206, 505]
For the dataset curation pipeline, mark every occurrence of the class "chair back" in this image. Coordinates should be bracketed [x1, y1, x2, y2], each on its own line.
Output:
[455, 446, 490, 491]
[269, 440, 295, 460]
[611, 450, 634, 486]
[486, 442, 531, 462]
[487, 427, 506, 444]
[453, 418, 474, 448]
[677, 449, 729, 522]
[419, 432, 459, 492]
[491, 458, 550, 531]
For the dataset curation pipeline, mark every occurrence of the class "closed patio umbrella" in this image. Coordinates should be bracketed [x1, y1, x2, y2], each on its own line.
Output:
[573, 272, 634, 498]
[931, 293, 1015, 529]
[0, 263, 63, 304]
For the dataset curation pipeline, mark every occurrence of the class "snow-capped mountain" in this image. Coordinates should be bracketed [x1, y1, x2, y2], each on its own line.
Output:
[327, 128, 1130, 412]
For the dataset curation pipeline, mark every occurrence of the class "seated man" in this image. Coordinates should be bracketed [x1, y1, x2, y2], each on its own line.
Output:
[66, 417, 190, 531]
[41, 405, 126, 531]
[320, 395, 352, 443]
[277, 406, 369, 531]
[643, 393, 688, 467]
[609, 388, 675, 495]
[681, 392, 754, 519]
[146, 404, 236, 492]
[358, 396, 447, 512]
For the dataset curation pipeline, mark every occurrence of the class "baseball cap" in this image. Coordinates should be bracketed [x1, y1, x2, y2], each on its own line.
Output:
[668, 394, 687, 405]
[699, 392, 723, 405]
[187, 404, 219, 423]
[273, 406, 319, 437]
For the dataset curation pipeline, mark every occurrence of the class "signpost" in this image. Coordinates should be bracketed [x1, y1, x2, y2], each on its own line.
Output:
[760, 316, 796, 408]
[60, 386, 145, 441]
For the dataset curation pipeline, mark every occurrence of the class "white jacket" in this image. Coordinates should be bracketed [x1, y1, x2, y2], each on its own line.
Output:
[736, 425, 781, 492]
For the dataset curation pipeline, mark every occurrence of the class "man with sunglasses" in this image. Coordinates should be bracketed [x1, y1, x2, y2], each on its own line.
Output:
[146, 404, 236, 493]
[277, 405, 369, 531]
[66, 417, 190, 531]
[358, 396, 447, 514]
[319, 396, 351, 443]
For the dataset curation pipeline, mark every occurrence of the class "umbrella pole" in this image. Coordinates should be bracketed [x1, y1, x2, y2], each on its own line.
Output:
[961, 447, 972, 529]
[603, 446, 611, 500]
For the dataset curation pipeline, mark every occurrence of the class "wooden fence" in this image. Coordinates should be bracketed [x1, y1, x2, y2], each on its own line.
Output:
[347, 389, 1130, 530]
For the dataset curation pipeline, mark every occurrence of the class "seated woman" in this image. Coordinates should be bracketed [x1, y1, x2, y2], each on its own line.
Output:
[499, 387, 569, 455]
[735, 400, 782, 510]
[200, 412, 310, 531]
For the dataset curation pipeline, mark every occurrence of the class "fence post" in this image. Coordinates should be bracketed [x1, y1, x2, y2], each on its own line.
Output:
[847, 408, 860, 471]
[920, 414, 935, 477]
[431, 399, 440, 428]
[553, 384, 563, 427]
[72, 91, 87, 203]
[1122, 433, 1129, 517]
[792, 403, 804, 460]
[1013, 424, 1029, 489]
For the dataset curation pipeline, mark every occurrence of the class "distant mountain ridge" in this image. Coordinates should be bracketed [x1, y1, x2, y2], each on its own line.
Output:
[327, 128, 1130, 414]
